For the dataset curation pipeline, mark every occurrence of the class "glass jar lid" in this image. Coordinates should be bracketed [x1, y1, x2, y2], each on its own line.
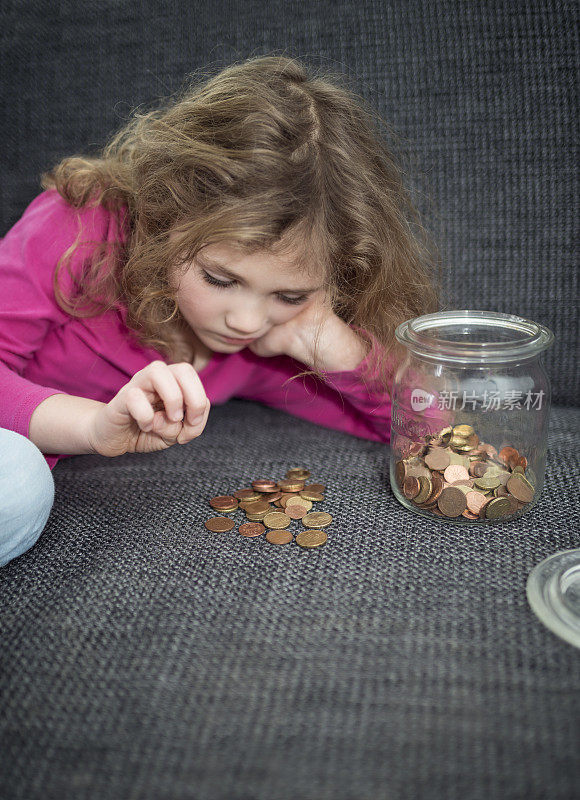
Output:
[395, 310, 554, 365]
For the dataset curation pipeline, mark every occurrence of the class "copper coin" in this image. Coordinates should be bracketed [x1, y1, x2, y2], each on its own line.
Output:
[205, 517, 235, 532]
[506, 475, 534, 503]
[469, 461, 489, 478]
[303, 483, 325, 494]
[296, 530, 327, 548]
[395, 460, 407, 487]
[209, 495, 239, 511]
[424, 448, 451, 471]
[233, 489, 261, 501]
[443, 464, 470, 484]
[261, 490, 283, 502]
[266, 530, 293, 545]
[466, 491, 488, 515]
[499, 447, 519, 469]
[403, 476, 420, 500]
[286, 504, 307, 519]
[437, 487, 467, 517]
[239, 522, 266, 538]
[428, 472, 444, 502]
[252, 479, 279, 492]
[243, 500, 270, 515]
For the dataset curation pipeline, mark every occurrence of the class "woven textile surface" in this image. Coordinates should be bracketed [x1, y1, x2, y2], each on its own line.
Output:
[1, 0, 579, 798]
[1, 399, 580, 800]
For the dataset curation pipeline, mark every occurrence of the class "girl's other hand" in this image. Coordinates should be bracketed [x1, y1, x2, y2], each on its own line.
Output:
[247, 289, 369, 372]
[88, 361, 211, 457]
[247, 289, 336, 360]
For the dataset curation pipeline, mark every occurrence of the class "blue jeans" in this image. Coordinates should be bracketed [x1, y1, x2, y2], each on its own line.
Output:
[0, 428, 55, 566]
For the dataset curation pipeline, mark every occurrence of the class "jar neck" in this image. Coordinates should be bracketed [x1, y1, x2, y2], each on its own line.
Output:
[395, 310, 554, 365]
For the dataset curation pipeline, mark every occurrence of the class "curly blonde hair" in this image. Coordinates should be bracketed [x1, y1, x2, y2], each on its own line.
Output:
[41, 54, 447, 398]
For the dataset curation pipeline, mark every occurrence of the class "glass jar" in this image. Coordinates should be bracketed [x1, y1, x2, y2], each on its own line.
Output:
[390, 310, 554, 524]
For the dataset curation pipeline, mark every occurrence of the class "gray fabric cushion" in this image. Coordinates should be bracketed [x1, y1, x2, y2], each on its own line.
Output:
[0, 0, 577, 404]
[2, 399, 580, 799]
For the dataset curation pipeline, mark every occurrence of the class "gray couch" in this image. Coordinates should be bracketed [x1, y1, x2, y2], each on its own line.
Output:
[1, 2, 578, 799]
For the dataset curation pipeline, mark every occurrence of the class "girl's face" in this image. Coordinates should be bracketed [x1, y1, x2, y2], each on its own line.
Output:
[169, 241, 325, 353]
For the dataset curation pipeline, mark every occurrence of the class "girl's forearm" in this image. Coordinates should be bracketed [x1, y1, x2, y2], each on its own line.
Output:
[289, 318, 370, 372]
[28, 393, 104, 454]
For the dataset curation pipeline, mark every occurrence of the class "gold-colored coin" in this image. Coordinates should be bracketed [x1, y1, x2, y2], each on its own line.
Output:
[296, 530, 327, 548]
[302, 512, 332, 528]
[474, 475, 502, 489]
[277, 480, 305, 492]
[299, 491, 324, 502]
[204, 517, 235, 533]
[413, 476, 432, 504]
[263, 511, 292, 529]
[485, 497, 514, 519]
[453, 424, 475, 437]
[285, 496, 312, 512]
[286, 468, 310, 480]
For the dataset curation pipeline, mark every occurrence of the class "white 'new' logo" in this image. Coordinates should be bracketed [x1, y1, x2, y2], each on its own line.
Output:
[411, 389, 435, 412]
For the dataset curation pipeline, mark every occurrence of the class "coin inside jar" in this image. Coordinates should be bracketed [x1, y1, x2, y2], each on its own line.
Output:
[393, 422, 535, 523]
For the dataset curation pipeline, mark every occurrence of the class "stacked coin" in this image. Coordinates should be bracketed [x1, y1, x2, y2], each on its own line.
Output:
[394, 424, 536, 521]
[204, 467, 332, 547]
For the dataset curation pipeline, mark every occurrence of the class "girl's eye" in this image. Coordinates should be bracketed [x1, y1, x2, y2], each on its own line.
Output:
[201, 271, 233, 289]
[279, 294, 308, 305]
[201, 270, 308, 305]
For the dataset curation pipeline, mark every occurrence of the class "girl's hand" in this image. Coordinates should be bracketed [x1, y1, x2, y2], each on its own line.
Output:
[247, 290, 336, 360]
[87, 360, 211, 458]
[247, 290, 370, 372]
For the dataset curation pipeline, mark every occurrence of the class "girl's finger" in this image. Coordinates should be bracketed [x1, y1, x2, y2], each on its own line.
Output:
[176, 396, 211, 444]
[138, 360, 186, 422]
[124, 385, 156, 431]
[167, 362, 211, 426]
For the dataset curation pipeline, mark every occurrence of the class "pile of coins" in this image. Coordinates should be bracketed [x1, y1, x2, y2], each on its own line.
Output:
[204, 468, 332, 548]
[394, 424, 536, 521]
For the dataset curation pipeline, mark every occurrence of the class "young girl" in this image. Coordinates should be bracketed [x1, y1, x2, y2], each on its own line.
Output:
[0, 55, 443, 566]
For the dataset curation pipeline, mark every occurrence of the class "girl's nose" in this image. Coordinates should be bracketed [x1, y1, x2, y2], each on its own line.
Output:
[225, 302, 267, 336]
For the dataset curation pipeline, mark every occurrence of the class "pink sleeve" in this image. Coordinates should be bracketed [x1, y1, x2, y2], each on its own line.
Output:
[0, 191, 122, 440]
[237, 327, 394, 444]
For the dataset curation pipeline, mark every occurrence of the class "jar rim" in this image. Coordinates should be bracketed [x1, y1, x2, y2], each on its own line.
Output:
[395, 310, 554, 364]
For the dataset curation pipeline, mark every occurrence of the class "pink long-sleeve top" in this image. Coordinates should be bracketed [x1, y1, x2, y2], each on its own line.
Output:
[0, 190, 393, 471]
